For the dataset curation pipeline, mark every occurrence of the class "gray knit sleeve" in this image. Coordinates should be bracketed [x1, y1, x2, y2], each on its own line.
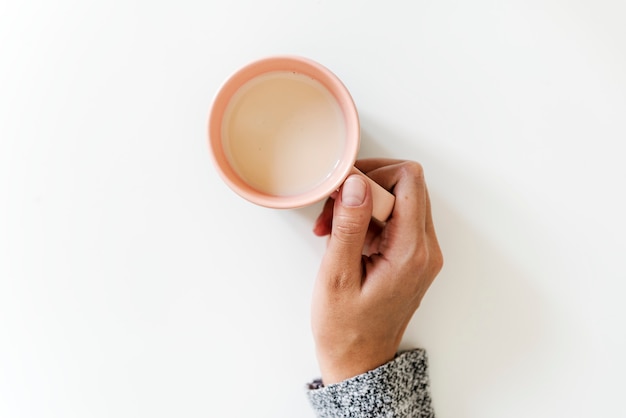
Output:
[306, 349, 434, 418]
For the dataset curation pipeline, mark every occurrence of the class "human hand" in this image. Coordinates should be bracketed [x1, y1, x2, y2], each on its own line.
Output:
[311, 159, 443, 385]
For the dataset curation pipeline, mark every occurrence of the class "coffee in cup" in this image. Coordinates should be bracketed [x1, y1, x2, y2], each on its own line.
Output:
[208, 55, 394, 222]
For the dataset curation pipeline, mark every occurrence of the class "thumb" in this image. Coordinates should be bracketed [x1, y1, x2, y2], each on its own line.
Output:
[322, 174, 373, 284]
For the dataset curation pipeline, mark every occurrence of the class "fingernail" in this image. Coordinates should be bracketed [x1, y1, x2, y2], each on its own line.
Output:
[342, 175, 366, 207]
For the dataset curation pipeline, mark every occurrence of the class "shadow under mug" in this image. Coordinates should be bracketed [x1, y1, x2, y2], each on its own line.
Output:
[208, 55, 395, 222]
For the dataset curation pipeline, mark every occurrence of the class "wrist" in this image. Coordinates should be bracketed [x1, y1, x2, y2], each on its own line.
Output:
[317, 347, 396, 385]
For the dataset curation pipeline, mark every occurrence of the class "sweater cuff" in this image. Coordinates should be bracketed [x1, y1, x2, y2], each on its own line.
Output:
[306, 349, 434, 418]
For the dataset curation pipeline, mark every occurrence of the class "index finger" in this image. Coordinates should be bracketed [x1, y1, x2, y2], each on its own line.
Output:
[355, 158, 406, 175]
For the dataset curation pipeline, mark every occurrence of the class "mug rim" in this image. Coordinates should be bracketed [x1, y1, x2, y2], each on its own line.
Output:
[207, 55, 360, 209]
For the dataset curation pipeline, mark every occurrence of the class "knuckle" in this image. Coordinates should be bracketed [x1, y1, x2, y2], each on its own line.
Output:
[432, 246, 444, 273]
[411, 246, 429, 268]
[405, 244, 444, 286]
[332, 215, 366, 242]
[330, 273, 352, 291]
[322, 268, 358, 294]
[399, 161, 424, 180]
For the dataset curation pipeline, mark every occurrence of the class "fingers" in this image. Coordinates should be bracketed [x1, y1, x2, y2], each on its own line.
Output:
[313, 197, 334, 236]
[355, 158, 405, 174]
[365, 161, 428, 250]
[315, 158, 434, 268]
[423, 184, 444, 275]
[315, 159, 407, 236]
[423, 184, 436, 238]
[319, 174, 373, 289]
[316, 159, 431, 260]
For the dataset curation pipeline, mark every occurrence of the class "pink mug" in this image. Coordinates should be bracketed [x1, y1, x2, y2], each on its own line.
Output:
[207, 55, 395, 222]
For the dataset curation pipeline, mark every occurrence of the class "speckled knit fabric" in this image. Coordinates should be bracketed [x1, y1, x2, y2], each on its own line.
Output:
[307, 349, 434, 418]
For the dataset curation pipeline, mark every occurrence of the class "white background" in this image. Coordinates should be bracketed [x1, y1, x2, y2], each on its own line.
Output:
[1, 1, 625, 417]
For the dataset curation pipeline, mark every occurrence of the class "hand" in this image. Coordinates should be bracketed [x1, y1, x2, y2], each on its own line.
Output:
[311, 159, 443, 385]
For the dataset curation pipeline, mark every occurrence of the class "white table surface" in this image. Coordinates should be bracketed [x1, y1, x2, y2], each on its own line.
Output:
[1, 1, 625, 417]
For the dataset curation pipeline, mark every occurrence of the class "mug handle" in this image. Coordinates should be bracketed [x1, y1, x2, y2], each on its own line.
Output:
[350, 167, 395, 223]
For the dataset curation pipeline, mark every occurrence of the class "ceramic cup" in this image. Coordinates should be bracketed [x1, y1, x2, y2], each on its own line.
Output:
[207, 55, 395, 222]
